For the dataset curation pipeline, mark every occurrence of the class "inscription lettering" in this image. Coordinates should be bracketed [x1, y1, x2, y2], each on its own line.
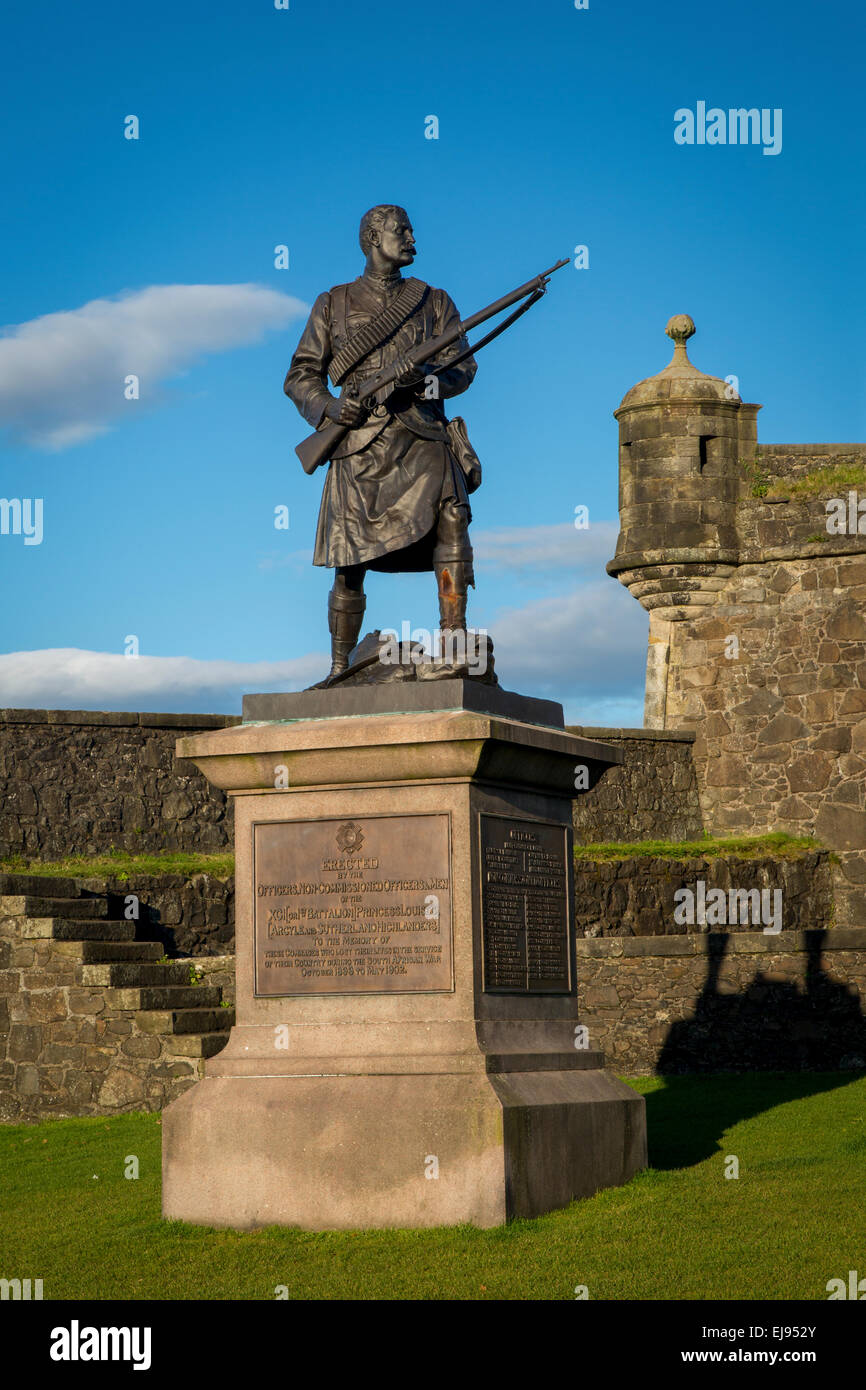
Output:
[254, 815, 453, 995]
[480, 815, 571, 993]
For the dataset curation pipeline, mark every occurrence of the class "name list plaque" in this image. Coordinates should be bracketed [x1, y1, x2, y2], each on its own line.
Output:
[480, 814, 572, 994]
[253, 813, 453, 996]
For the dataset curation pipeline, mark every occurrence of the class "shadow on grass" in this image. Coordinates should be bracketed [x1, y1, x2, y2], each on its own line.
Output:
[642, 1071, 863, 1170]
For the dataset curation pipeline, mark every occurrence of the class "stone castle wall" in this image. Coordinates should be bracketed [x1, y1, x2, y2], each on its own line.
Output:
[567, 727, 703, 843]
[665, 544, 866, 925]
[573, 851, 834, 938]
[1, 710, 710, 864]
[754, 443, 866, 484]
[0, 710, 240, 860]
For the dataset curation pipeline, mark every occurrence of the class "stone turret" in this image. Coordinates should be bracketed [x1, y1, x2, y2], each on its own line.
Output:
[608, 315, 760, 725]
[608, 315, 866, 926]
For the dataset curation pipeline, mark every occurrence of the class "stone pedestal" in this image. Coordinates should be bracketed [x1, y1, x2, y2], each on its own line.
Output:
[162, 694, 646, 1229]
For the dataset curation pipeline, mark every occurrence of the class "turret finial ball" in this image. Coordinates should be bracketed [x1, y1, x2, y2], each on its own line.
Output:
[666, 314, 696, 344]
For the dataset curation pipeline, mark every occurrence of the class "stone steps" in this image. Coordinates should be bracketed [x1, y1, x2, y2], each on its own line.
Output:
[104, 985, 224, 1011]
[82, 961, 193, 987]
[138, 1007, 235, 1036]
[79, 940, 166, 963]
[12, 917, 137, 942]
[1, 895, 110, 919]
[0, 874, 82, 898]
[1, 878, 233, 1080]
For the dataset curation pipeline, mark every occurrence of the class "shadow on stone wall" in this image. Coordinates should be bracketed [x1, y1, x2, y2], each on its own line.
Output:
[96, 876, 235, 957]
[648, 931, 866, 1165]
[658, 931, 866, 1073]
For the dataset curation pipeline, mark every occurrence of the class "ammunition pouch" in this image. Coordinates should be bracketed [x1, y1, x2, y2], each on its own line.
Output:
[446, 416, 482, 494]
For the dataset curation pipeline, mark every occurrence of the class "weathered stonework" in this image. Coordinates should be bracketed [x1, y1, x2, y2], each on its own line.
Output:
[609, 316, 866, 926]
[191, 955, 236, 1008]
[573, 851, 833, 937]
[0, 710, 240, 859]
[664, 555, 866, 926]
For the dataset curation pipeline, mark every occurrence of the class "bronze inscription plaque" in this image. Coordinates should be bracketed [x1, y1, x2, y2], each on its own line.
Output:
[253, 814, 453, 996]
[480, 814, 572, 993]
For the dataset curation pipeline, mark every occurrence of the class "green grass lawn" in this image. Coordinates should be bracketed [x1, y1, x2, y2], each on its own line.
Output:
[573, 832, 823, 862]
[765, 461, 866, 501]
[0, 834, 823, 883]
[2, 1073, 863, 1300]
[0, 850, 234, 881]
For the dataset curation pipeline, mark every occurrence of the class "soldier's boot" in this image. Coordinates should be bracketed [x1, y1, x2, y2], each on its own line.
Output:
[433, 493, 474, 643]
[435, 560, 471, 638]
[326, 588, 366, 684]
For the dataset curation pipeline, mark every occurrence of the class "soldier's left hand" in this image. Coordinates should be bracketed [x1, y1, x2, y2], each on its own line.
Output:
[392, 355, 426, 388]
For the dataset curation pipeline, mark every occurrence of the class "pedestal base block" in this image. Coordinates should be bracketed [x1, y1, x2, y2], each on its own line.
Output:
[162, 1067, 645, 1230]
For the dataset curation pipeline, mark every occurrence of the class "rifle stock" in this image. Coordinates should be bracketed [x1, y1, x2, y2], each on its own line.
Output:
[297, 419, 348, 475]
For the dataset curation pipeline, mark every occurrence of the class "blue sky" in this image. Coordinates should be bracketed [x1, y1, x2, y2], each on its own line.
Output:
[1, 0, 863, 722]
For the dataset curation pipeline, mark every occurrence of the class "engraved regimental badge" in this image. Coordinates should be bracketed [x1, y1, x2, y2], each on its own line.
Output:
[335, 820, 365, 854]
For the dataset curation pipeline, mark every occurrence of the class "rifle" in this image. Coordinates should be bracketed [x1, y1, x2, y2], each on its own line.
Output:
[295, 256, 570, 475]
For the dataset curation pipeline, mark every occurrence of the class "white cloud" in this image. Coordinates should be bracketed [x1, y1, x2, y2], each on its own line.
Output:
[0, 284, 307, 450]
[445, 524, 645, 718]
[0, 648, 325, 715]
[0, 580, 648, 723]
[489, 580, 648, 709]
[473, 521, 619, 574]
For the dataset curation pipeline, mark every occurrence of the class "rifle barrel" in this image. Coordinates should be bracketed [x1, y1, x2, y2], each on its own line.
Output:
[358, 256, 570, 402]
[459, 257, 570, 335]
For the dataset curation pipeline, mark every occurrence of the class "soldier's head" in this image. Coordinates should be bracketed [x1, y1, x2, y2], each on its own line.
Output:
[359, 206, 416, 270]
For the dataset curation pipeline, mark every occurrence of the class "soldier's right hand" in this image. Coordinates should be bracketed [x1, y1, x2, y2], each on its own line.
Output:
[326, 396, 368, 427]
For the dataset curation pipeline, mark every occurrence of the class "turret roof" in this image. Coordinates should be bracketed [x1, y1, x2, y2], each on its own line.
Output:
[617, 315, 738, 410]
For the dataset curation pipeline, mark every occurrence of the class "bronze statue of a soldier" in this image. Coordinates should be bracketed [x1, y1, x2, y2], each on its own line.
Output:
[284, 205, 479, 683]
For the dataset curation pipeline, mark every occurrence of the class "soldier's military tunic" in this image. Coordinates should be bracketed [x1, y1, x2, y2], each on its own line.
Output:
[284, 268, 477, 572]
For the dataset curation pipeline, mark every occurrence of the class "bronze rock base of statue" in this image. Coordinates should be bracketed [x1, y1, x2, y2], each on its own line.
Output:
[307, 630, 498, 691]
